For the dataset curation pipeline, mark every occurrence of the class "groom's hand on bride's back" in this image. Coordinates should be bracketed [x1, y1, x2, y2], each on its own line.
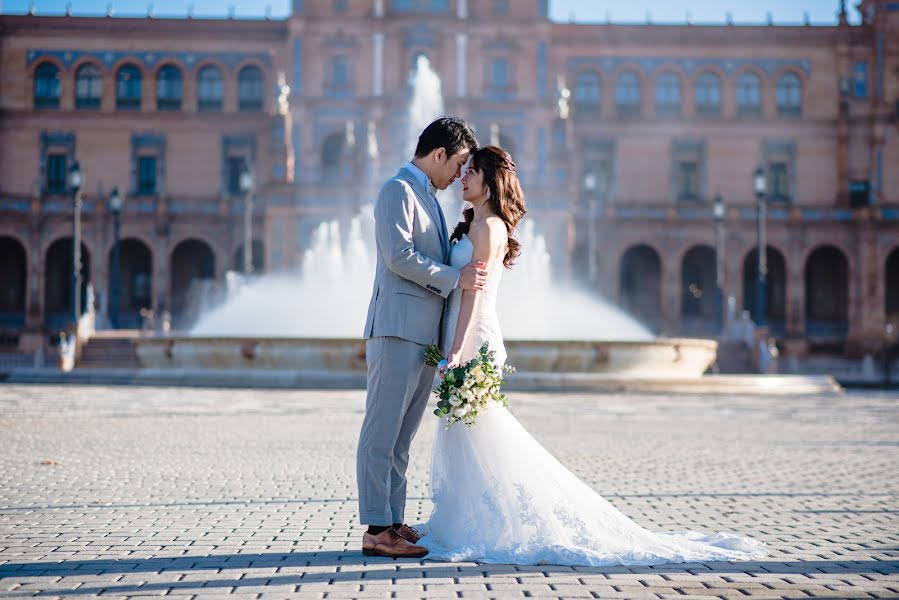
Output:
[458, 261, 488, 291]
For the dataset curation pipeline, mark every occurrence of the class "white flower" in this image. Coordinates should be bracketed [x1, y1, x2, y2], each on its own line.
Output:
[449, 395, 462, 406]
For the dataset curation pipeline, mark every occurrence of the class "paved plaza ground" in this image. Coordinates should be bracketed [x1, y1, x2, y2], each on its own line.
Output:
[0, 384, 897, 599]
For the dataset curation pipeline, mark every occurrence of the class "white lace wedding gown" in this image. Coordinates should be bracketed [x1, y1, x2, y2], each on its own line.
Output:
[415, 234, 767, 566]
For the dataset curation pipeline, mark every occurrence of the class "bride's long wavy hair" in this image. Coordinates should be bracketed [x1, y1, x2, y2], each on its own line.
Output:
[449, 145, 527, 268]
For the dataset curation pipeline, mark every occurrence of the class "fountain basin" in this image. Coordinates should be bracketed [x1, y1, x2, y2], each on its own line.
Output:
[134, 337, 717, 379]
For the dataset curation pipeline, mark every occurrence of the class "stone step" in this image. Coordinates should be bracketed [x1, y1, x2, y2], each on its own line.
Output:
[76, 337, 141, 369]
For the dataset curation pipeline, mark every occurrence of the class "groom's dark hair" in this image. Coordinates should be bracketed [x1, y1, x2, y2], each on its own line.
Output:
[414, 117, 479, 158]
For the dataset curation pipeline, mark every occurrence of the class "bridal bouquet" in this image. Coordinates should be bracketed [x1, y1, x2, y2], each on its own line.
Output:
[424, 343, 515, 429]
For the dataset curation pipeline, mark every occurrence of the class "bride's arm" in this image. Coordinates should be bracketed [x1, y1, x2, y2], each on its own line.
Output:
[446, 221, 505, 366]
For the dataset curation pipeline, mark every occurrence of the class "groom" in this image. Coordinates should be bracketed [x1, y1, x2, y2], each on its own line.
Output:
[357, 117, 485, 558]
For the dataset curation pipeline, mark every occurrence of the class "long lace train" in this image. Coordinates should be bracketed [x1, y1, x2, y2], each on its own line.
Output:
[418, 234, 767, 566]
[416, 403, 766, 566]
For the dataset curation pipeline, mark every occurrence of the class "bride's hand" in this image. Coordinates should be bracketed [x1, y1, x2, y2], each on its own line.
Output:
[446, 352, 462, 370]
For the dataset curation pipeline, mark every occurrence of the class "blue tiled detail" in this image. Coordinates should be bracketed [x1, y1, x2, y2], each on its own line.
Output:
[169, 201, 220, 215]
[555, 168, 566, 183]
[567, 56, 811, 77]
[853, 61, 868, 99]
[27, 49, 271, 70]
[801, 208, 822, 220]
[676, 207, 702, 219]
[537, 41, 547, 99]
[292, 38, 302, 97]
[876, 32, 884, 99]
[273, 163, 285, 179]
[537, 0, 548, 17]
[391, 0, 449, 12]
[137, 201, 156, 213]
[402, 23, 438, 48]
[44, 200, 71, 213]
[0, 199, 31, 212]
[769, 209, 790, 220]
[883, 208, 899, 220]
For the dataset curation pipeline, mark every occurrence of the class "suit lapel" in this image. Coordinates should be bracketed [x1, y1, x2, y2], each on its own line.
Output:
[398, 167, 449, 258]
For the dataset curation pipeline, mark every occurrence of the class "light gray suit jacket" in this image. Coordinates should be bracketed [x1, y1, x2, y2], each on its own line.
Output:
[363, 167, 460, 346]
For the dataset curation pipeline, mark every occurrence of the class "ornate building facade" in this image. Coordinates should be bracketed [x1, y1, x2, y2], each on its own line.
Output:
[1, 0, 897, 361]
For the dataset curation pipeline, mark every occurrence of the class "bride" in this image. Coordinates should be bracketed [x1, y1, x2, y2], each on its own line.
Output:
[414, 145, 767, 566]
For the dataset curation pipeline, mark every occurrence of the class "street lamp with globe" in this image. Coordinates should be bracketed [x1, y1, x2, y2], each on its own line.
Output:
[583, 172, 597, 282]
[108, 187, 124, 328]
[239, 165, 255, 275]
[753, 166, 768, 327]
[68, 161, 83, 324]
[713, 194, 726, 332]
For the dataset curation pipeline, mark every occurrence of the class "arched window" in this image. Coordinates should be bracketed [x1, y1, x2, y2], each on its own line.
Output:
[655, 71, 681, 115]
[573, 71, 601, 109]
[238, 65, 265, 111]
[736, 72, 762, 116]
[116, 64, 142, 110]
[34, 62, 61, 109]
[156, 64, 183, 111]
[615, 71, 641, 116]
[197, 65, 224, 112]
[695, 72, 721, 116]
[75, 64, 102, 109]
[776, 72, 802, 116]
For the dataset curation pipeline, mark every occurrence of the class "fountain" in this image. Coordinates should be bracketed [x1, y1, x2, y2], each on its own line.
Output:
[134, 56, 718, 382]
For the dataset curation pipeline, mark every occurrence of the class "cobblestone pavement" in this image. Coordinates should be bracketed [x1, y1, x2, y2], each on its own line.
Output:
[0, 384, 897, 599]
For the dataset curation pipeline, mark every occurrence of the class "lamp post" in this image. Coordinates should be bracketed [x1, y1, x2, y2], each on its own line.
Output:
[239, 164, 255, 275]
[583, 172, 597, 282]
[68, 161, 83, 325]
[108, 187, 124, 329]
[884, 321, 897, 389]
[753, 166, 768, 327]
[713, 194, 725, 333]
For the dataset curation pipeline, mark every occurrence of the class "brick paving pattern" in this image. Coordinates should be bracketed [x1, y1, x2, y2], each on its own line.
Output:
[0, 384, 897, 599]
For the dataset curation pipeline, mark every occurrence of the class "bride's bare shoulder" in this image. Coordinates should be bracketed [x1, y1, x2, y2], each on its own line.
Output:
[470, 218, 506, 240]
[468, 218, 507, 260]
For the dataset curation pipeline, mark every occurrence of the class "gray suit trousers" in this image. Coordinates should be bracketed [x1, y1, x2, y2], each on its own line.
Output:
[356, 336, 435, 525]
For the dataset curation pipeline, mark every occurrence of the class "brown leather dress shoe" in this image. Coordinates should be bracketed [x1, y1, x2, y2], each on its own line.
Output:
[362, 527, 428, 559]
[394, 524, 421, 544]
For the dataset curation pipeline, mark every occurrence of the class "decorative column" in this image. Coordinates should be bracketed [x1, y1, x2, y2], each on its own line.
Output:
[372, 32, 384, 97]
[456, 34, 467, 98]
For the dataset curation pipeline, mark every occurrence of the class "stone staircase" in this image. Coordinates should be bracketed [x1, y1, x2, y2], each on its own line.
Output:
[76, 332, 141, 369]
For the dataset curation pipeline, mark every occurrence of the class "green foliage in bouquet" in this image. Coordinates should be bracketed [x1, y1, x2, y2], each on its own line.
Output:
[424, 343, 516, 429]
